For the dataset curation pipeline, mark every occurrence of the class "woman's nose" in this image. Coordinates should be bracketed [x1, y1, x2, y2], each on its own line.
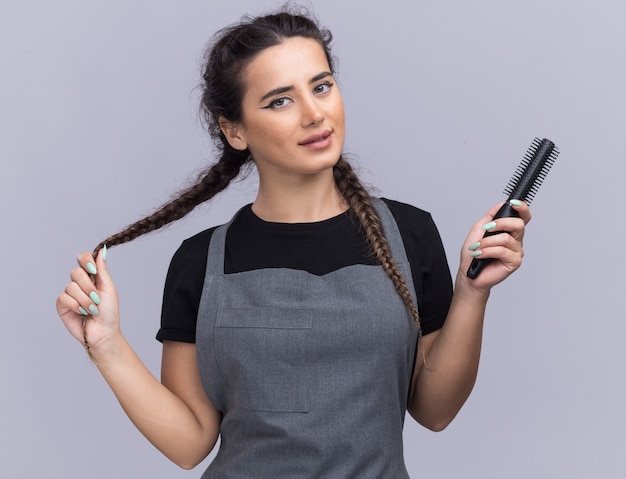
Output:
[300, 97, 324, 126]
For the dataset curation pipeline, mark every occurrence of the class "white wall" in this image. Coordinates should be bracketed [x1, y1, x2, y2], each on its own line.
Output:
[1, 1, 624, 477]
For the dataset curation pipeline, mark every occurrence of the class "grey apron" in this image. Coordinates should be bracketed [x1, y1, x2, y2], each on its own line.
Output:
[197, 198, 419, 478]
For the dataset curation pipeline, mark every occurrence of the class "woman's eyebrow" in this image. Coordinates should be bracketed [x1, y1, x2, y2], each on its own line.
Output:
[258, 71, 333, 103]
[310, 71, 332, 83]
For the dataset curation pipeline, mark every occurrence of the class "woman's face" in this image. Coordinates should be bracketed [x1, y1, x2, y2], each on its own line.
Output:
[223, 36, 345, 180]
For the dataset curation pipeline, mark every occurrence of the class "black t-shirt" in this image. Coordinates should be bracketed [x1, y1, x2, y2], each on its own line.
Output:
[157, 198, 453, 342]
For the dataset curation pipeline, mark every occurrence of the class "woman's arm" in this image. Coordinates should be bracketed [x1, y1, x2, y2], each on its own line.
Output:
[56, 251, 220, 469]
[407, 201, 531, 431]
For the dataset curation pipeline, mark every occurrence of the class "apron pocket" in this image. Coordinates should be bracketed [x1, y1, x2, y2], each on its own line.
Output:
[215, 307, 312, 413]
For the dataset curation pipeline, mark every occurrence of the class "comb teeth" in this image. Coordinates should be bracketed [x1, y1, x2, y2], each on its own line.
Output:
[503, 137, 559, 205]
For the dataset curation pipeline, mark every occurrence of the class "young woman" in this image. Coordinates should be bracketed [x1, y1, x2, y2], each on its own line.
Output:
[56, 9, 530, 478]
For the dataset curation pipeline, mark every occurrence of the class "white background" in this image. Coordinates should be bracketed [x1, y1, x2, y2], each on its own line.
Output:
[1, 0, 625, 477]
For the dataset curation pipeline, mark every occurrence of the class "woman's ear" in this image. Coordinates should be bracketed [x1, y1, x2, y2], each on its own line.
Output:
[219, 117, 248, 151]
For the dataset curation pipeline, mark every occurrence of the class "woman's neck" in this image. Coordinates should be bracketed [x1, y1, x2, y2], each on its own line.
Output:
[252, 169, 348, 223]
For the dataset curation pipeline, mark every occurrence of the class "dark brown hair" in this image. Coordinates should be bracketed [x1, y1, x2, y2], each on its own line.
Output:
[93, 8, 422, 336]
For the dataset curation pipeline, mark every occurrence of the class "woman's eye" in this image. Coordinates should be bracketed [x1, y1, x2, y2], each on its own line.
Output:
[314, 82, 333, 94]
[268, 97, 292, 109]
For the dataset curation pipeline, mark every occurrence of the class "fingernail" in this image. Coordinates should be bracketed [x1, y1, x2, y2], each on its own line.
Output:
[482, 221, 496, 231]
[78, 306, 88, 316]
[89, 291, 101, 305]
[88, 304, 99, 316]
[102, 245, 107, 262]
[470, 250, 482, 258]
[86, 262, 97, 275]
[509, 199, 522, 207]
[468, 242, 481, 251]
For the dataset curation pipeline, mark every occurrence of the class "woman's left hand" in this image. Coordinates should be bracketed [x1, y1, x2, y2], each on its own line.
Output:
[458, 200, 532, 292]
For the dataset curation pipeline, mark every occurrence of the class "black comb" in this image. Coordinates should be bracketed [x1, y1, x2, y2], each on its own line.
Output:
[467, 138, 560, 279]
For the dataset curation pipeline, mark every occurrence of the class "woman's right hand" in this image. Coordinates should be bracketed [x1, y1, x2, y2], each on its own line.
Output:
[57, 248, 221, 465]
[56, 248, 120, 357]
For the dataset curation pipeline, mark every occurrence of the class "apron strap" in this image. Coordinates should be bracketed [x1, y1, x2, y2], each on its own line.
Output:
[370, 197, 411, 266]
[371, 197, 420, 322]
[206, 205, 248, 275]
[206, 224, 227, 275]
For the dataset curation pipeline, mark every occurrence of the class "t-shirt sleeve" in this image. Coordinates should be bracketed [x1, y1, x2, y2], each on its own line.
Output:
[156, 229, 215, 343]
[382, 198, 453, 335]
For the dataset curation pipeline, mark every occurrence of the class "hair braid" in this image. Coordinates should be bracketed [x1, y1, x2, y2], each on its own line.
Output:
[90, 10, 341, 256]
[333, 157, 422, 335]
[93, 149, 248, 256]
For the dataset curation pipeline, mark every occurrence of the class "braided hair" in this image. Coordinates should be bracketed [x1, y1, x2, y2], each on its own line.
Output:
[93, 8, 422, 336]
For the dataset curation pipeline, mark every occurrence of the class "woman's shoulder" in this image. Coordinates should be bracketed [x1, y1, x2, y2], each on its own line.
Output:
[172, 227, 219, 265]
[180, 226, 219, 250]
[379, 197, 436, 232]
[175, 205, 252, 257]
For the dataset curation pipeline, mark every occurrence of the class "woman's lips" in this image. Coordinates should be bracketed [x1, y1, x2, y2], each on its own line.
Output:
[299, 130, 332, 149]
